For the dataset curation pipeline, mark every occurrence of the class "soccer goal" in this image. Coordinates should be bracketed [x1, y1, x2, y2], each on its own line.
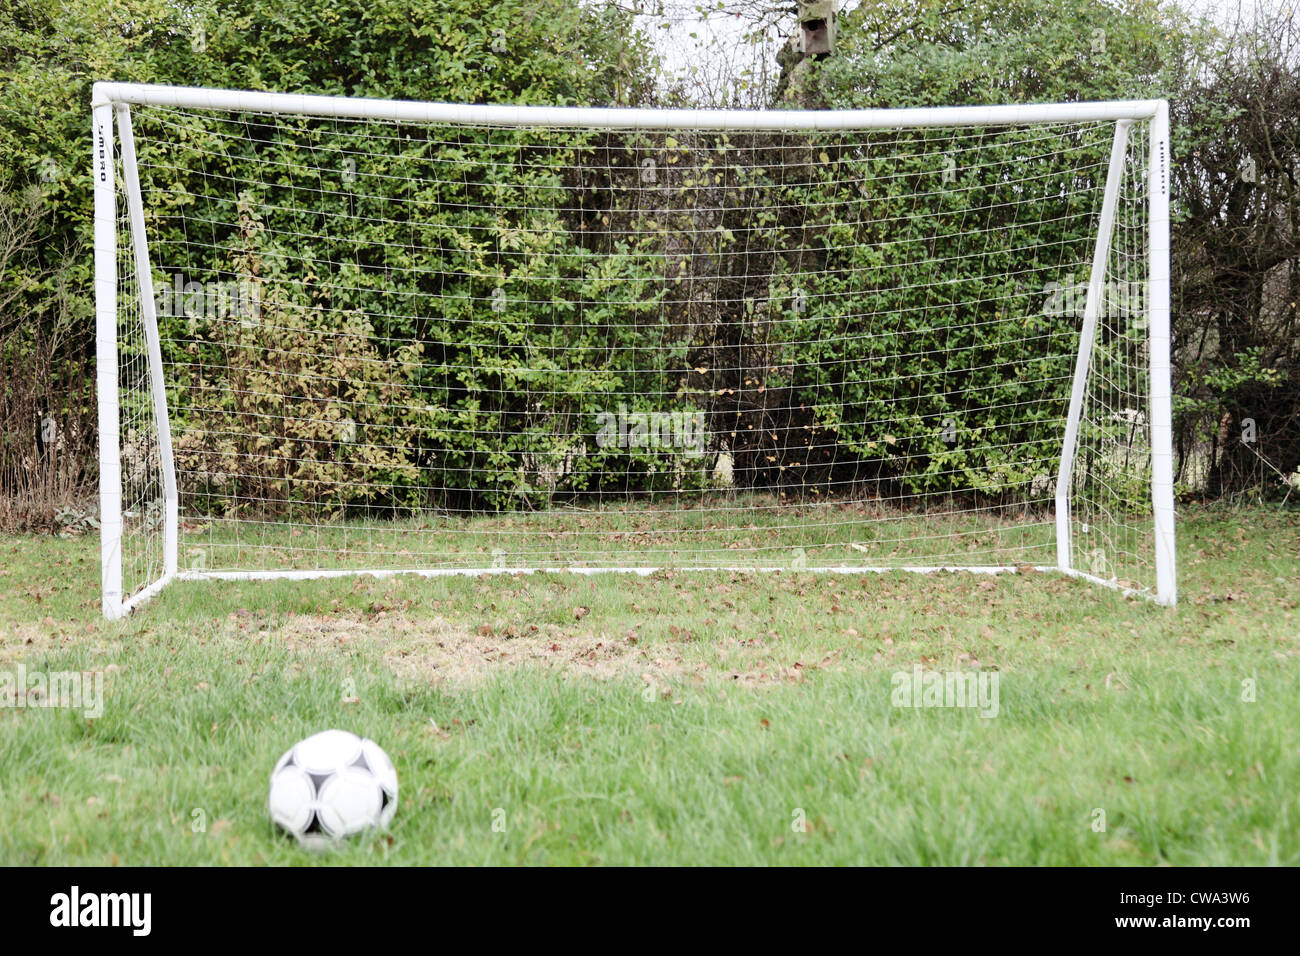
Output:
[92, 83, 1175, 618]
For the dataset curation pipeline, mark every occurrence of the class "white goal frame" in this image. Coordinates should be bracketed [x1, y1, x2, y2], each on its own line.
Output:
[92, 82, 1176, 617]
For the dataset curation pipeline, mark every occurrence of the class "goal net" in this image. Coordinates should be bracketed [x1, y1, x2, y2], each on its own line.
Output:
[92, 84, 1176, 616]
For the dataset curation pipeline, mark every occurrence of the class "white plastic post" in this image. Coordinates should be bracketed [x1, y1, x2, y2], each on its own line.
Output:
[83, 83, 1175, 608]
[93, 96, 123, 619]
[90, 82, 1164, 130]
[116, 104, 179, 578]
[1148, 101, 1177, 606]
[1056, 120, 1132, 573]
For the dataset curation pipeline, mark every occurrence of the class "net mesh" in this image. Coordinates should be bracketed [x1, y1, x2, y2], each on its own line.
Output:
[110, 102, 1156, 593]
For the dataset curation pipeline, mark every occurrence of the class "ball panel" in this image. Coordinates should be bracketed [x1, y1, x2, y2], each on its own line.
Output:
[273, 746, 297, 774]
[268, 765, 316, 835]
[378, 787, 397, 828]
[316, 768, 383, 837]
[293, 729, 363, 774]
[361, 739, 399, 796]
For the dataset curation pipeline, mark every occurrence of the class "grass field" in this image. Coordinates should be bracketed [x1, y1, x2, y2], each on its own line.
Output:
[1, 505, 1297, 865]
[146, 495, 1067, 573]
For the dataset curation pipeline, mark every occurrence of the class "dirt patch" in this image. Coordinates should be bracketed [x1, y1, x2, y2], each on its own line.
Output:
[265, 612, 829, 689]
[0, 619, 107, 668]
[384, 619, 690, 687]
[265, 612, 688, 687]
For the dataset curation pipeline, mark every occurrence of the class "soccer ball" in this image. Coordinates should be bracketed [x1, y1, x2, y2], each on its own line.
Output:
[268, 729, 398, 846]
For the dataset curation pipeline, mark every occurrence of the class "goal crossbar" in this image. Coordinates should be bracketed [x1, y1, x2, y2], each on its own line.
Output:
[93, 82, 1163, 130]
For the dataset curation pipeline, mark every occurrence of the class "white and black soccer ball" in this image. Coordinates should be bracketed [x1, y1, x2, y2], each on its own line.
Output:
[269, 730, 398, 846]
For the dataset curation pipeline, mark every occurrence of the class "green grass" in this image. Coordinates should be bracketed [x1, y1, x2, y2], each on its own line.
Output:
[159, 493, 1063, 573]
[1, 506, 1297, 864]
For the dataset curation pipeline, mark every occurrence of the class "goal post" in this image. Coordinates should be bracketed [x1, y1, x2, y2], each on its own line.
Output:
[93, 100, 122, 619]
[91, 82, 1175, 617]
[116, 104, 180, 585]
[1148, 100, 1177, 608]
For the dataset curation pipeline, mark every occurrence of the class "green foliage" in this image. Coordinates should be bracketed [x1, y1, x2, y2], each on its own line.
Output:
[170, 196, 425, 520]
[6, 0, 1271, 517]
[0, 0, 665, 516]
[141, 110, 716, 513]
[821, 0, 1195, 109]
[754, 0, 1206, 501]
[760, 127, 1100, 498]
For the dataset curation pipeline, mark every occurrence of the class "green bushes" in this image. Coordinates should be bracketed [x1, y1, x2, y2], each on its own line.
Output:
[5, 0, 1295, 523]
[0, 0, 657, 523]
[133, 108, 1126, 516]
[170, 197, 425, 520]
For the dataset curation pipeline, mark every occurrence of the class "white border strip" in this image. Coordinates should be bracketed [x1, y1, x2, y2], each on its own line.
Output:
[92, 83, 1161, 130]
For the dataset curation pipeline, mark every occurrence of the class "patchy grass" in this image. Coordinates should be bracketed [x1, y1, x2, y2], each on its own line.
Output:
[162, 497, 1063, 573]
[0, 506, 1296, 864]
